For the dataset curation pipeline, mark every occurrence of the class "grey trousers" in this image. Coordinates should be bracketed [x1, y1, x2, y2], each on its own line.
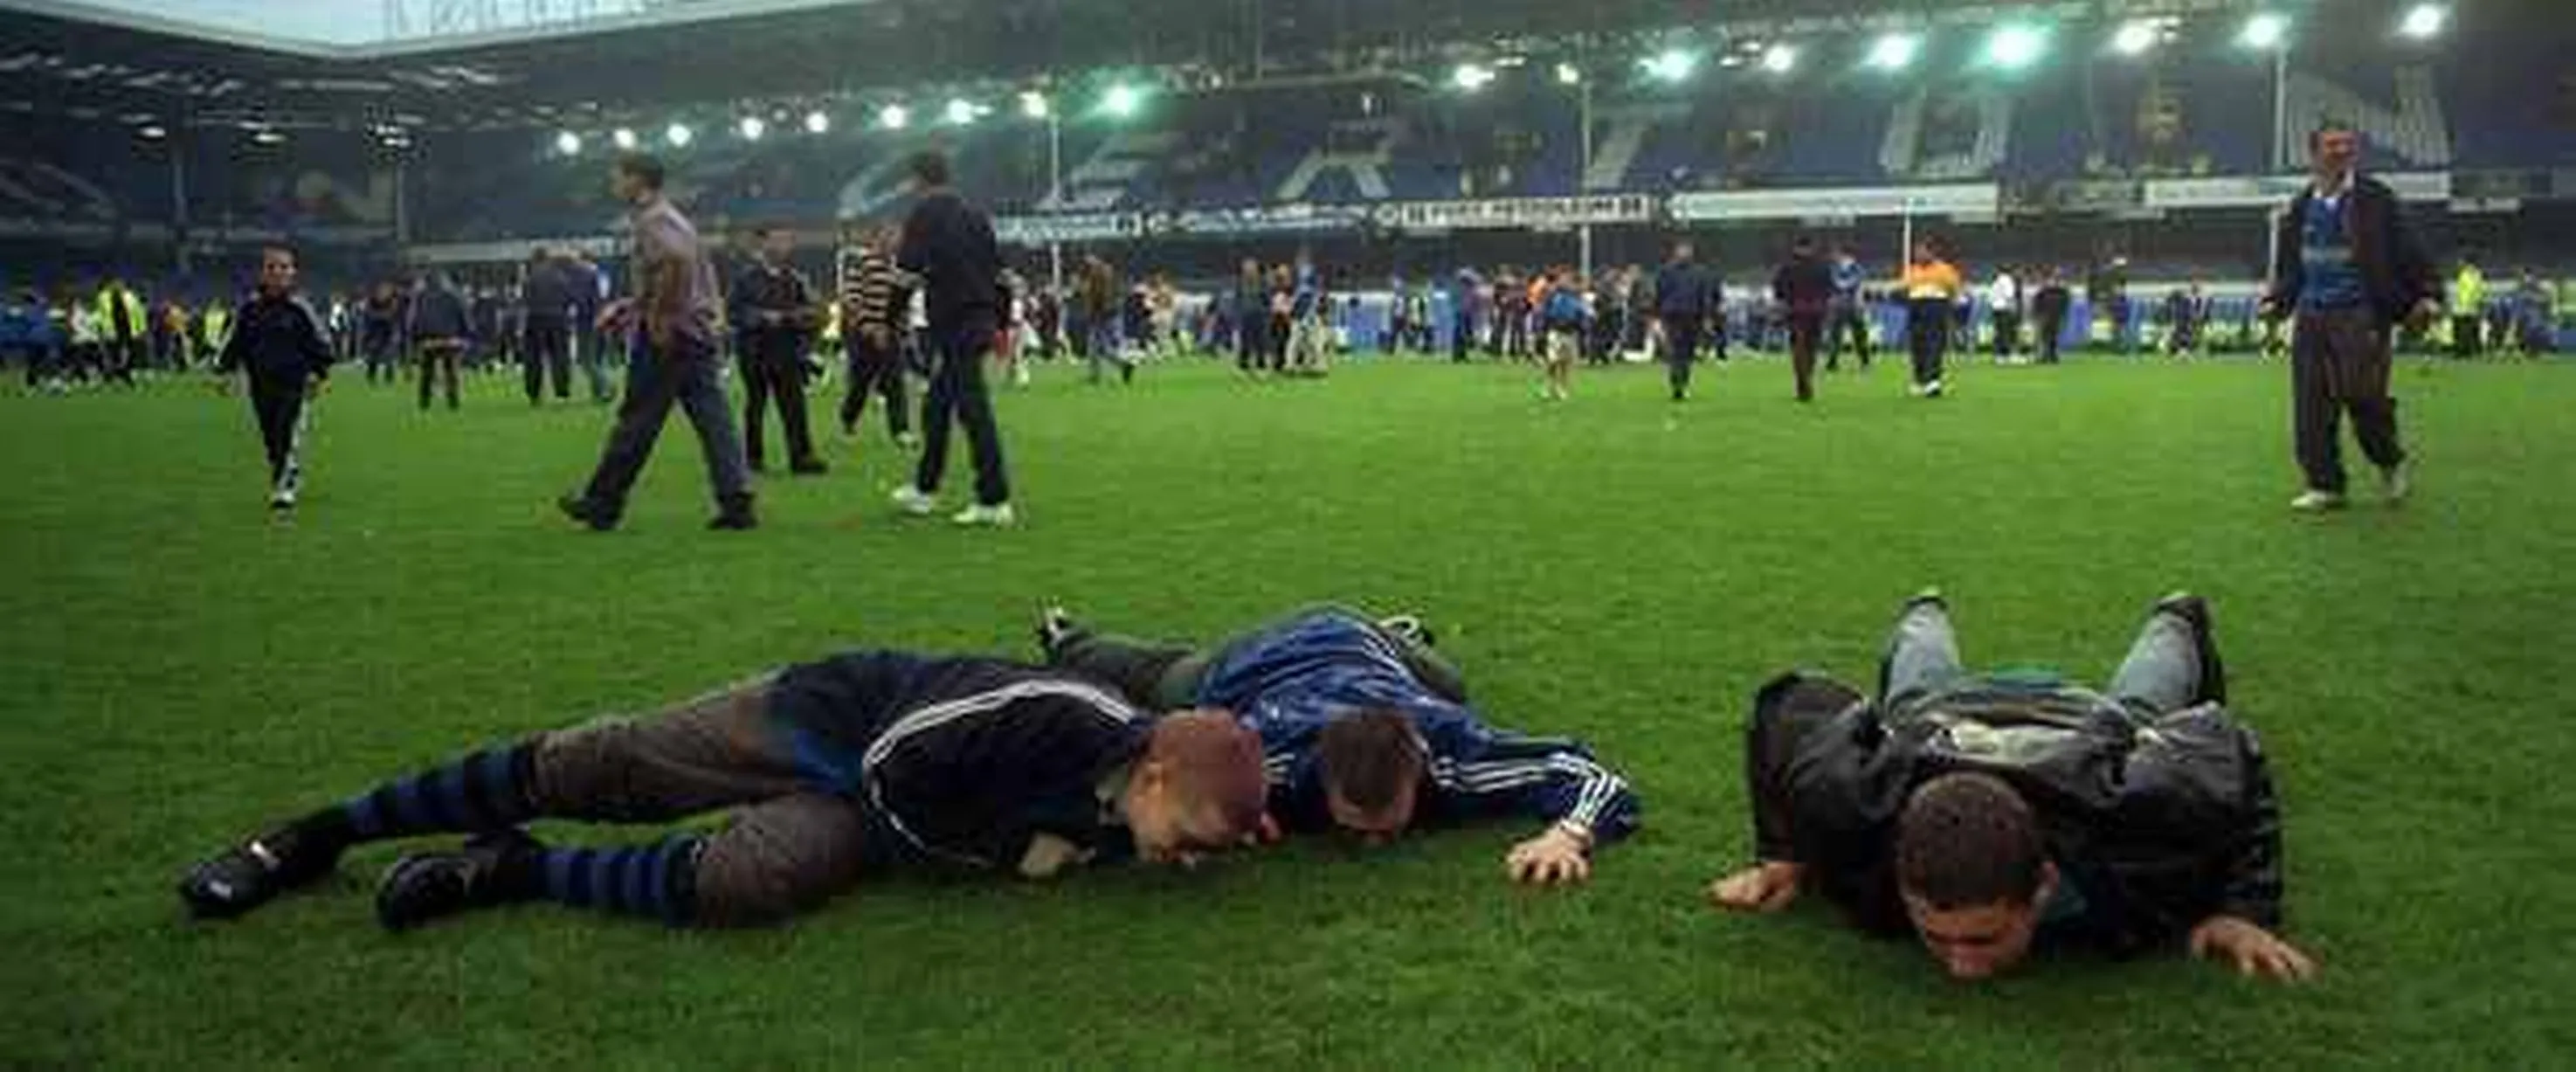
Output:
[528, 677, 869, 926]
[1878, 597, 2208, 723]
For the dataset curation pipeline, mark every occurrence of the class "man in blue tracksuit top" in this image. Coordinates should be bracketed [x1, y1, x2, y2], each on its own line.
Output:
[1039, 605, 1640, 886]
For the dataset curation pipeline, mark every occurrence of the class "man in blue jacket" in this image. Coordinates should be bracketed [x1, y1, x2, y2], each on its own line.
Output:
[1040, 605, 1640, 886]
[1653, 239, 1721, 401]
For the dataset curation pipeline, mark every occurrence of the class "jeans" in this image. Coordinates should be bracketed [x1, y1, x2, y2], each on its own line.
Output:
[577, 334, 753, 519]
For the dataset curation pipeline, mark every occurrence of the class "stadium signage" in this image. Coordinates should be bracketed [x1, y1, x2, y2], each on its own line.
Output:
[992, 212, 1146, 244]
[2142, 171, 2453, 209]
[1668, 183, 2000, 221]
[1370, 195, 1657, 231]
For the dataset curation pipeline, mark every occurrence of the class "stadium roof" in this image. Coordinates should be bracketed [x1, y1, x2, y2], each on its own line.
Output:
[1, 0, 2284, 135]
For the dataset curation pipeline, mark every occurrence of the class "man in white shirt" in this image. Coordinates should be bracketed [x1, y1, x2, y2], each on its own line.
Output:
[1986, 269, 2023, 363]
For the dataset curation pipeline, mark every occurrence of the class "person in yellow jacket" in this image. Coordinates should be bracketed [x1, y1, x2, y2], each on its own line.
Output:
[1900, 239, 1965, 398]
[93, 280, 148, 385]
[2448, 257, 2486, 359]
[197, 301, 234, 363]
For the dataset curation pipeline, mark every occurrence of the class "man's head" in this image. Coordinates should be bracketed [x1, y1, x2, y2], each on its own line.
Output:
[756, 226, 793, 264]
[1120, 710, 1269, 867]
[1911, 239, 1939, 264]
[1314, 709, 1426, 844]
[2310, 121, 2360, 182]
[1792, 236, 1817, 259]
[257, 247, 298, 296]
[1670, 240, 1695, 264]
[611, 153, 666, 203]
[907, 150, 951, 192]
[529, 245, 551, 266]
[1895, 772, 2058, 981]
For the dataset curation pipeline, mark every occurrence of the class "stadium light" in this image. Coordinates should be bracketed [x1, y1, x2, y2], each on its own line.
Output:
[2400, 3, 2448, 39]
[2239, 12, 2290, 51]
[1451, 63, 1496, 91]
[737, 115, 766, 141]
[1984, 24, 2048, 70]
[138, 124, 168, 141]
[250, 128, 286, 146]
[1865, 33, 1920, 72]
[944, 99, 982, 126]
[555, 130, 583, 156]
[879, 104, 910, 130]
[1019, 91, 1050, 119]
[1641, 48, 1697, 82]
[1101, 83, 1143, 118]
[804, 110, 830, 134]
[2111, 20, 2162, 56]
[665, 122, 694, 148]
[1760, 44, 1798, 74]
[1554, 62, 1582, 86]
[611, 128, 638, 150]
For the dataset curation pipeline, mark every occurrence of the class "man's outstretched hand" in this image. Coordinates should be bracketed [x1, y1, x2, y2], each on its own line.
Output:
[1706, 861, 1803, 913]
[1505, 825, 1592, 887]
[2189, 915, 2317, 983]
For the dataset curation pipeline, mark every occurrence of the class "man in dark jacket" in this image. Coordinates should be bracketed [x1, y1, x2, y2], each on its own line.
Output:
[1771, 237, 1837, 402]
[214, 247, 335, 511]
[521, 247, 579, 405]
[407, 273, 473, 412]
[2031, 269, 2072, 364]
[178, 651, 1269, 931]
[1707, 590, 2314, 984]
[1654, 240, 1720, 402]
[2262, 121, 2439, 514]
[730, 226, 827, 474]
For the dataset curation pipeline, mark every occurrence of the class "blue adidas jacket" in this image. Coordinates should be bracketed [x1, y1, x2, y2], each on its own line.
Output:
[1195, 611, 1640, 841]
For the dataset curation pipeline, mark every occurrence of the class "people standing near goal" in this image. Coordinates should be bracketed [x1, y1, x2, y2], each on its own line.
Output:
[214, 247, 335, 513]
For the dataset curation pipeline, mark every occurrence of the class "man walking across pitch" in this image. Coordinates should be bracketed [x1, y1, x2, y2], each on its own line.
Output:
[731, 226, 828, 475]
[1709, 590, 2312, 984]
[837, 222, 916, 449]
[1772, 237, 1835, 402]
[887, 151, 1016, 528]
[558, 153, 757, 532]
[1825, 245, 1871, 372]
[179, 649, 1269, 931]
[1986, 266, 2023, 363]
[213, 248, 335, 512]
[1654, 239, 1720, 402]
[2261, 121, 2436, 514]
[1901, 239, 1964, 398]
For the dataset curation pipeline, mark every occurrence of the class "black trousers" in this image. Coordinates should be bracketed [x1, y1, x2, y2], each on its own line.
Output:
[248, 374, 307, 489]
[1662, 315, 1703, 398]
[1787, 311, 1825, 400]
[1238, 316, 1271, 371]
[1825, 304, 1871, 370]
[103, 336, 141, 385]
[839, 336, 911, 439]
[1992, 310, 2021, 357]
[914, 322, 1011, 507]
[1906, 299, 1951, 385]
[740, 334, 818, 469]
[1450, 313, 1474, 363]
[2035, 310, 2066, 363]
[523, 317, 573, 401]
[2293, 308, 2406, 495]
[418, 341, 463, 410]
[2448, 315, 2482, 359]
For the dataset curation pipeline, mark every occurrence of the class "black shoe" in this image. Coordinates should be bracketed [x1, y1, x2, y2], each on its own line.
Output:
[375, 828, 541, 932]
[708, 497, 759, 530]
[180, 823, 345, 921]
[2151, 591, 2227, 705]
[557, 494, 616, 532]
[789, 458, 830, 476]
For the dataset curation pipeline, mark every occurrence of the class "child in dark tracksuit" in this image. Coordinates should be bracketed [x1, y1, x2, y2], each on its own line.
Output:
[216, 250, 335, 510]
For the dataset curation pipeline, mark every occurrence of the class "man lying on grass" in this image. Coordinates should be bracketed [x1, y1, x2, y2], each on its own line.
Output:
[1039, 605, 1637, 885]
[181, 653, 1267, 930]
[1707, 590, 2316, 983]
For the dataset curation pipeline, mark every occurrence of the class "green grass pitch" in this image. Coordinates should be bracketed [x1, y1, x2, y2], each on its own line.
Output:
[3, 352, 2573, 1069]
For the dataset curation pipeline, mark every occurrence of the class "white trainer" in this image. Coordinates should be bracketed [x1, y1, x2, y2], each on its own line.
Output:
[889, 485, 936, 516]
[2380, 462, 2411, 504]
[2289, 489, 2347, 513]
[952, 502, 1017, 528]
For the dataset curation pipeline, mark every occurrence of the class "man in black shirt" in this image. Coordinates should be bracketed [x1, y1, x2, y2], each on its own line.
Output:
[407, 273, 473, 412]
[1654, 241, 1721, 402]
[730, 226, 828, 475]
[887, 152, 1015, 527]
[2031, 269, 2072, 364]
[212, 247, 335, 511]
[179, 651, 1272, 931]
[1771, 237, 1836, 402]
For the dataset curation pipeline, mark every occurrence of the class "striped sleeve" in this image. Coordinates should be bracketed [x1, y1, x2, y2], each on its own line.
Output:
[1426, 728, 1640, 844]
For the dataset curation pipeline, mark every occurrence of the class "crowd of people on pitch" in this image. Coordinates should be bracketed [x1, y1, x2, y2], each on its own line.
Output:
[179, 593, 2320, 985]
